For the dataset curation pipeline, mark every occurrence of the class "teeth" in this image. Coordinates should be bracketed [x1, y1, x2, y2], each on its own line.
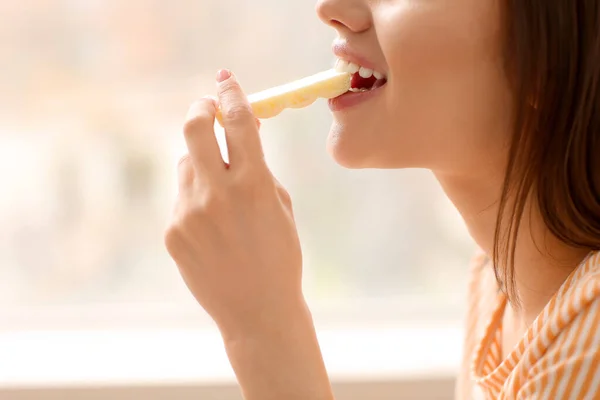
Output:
[349, 88, 370, 93]
[347, 62, 360, 74]
[335, 59, 349, 72]
[358, 67, 373, 78]
[335, 58, 386, 80]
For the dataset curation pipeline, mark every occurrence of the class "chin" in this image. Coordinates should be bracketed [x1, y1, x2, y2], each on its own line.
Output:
[326, 124, 424, 170]
[326, 123, 373, 169]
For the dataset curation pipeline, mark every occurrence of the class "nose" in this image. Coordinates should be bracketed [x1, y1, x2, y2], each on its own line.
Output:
[315, 0, 371, 34]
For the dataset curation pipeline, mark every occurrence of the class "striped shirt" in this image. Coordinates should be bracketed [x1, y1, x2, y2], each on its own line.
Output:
[456, 251, 600, 399]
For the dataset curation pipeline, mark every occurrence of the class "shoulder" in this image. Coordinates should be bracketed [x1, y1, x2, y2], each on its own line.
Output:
[517, 252, 600, 399]
[553, 251, 600, 329]
[518, 300, 600, 399]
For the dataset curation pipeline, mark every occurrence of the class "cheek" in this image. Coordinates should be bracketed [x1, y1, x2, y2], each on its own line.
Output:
[377, 3, 508, 170]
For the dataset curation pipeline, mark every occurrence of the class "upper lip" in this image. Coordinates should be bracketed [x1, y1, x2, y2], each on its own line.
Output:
[332, 40, 386, 74]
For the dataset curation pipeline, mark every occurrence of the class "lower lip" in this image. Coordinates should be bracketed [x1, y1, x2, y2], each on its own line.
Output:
[328, 84, 386, 112]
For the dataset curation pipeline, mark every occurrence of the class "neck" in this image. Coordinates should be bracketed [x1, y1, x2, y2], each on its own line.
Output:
[434, 169, 589, 326]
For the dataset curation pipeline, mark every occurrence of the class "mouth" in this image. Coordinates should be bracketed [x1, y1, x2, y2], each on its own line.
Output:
[334, 58, 388, 93]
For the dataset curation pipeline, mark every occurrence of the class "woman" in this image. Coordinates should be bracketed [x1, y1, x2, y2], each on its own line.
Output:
[164, 0, 600, 398]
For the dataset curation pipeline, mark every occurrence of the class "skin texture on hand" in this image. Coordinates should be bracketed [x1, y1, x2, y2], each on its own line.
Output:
[164, 69, 334, 400]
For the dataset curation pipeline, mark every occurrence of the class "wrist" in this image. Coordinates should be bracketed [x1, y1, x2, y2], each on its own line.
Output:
[219, 298, 334, 400]
[217, 292, 311, 342]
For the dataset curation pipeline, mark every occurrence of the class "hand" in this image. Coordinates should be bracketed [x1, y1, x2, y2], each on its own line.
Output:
[164, 69, 304, 336]
[164, 70, 334, 400]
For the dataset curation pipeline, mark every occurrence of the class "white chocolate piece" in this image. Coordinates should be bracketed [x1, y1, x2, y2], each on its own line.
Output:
[216, 69, 351, 126]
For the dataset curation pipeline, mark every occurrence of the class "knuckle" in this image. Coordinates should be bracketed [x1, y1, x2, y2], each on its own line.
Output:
[180, 204, 201, 221]
[278, 187, 292, 206]
[183, 109, 213, 138]
[177, 156, 195, 187]
[164, 221, 185, 254]
[201, 190, 228, 214]
[274, 180, 293, 209]
[228, 176, 253, 195]
[223, 103, 253, 121]
[178, 187, 228, 218]
[177, 154, 192, 169]
[228, 169, 273, 198]
[163, 191, 227, 252]
[180, 199, 210, 221]
[183, 117, 207, 138]
[219, 80, 239, 96]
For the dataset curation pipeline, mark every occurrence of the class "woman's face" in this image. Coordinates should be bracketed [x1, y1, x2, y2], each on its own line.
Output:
[316, 0, 513, 175]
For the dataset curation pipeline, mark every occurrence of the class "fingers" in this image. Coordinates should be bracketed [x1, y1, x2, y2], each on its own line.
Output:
[183, 97, 224, 182]
[177, 154, 195, 193]
[215, 69, 265, 168]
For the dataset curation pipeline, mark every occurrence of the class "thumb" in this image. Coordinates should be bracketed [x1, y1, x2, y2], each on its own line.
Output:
[216, 69, 255, 128]
[216, 70, 264, 167]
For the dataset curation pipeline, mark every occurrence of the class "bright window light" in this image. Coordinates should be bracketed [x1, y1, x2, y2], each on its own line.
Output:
[0, 1, 474, 396]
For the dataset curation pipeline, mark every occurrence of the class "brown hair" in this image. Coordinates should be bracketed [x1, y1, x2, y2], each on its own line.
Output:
[496, 1, 600, 303]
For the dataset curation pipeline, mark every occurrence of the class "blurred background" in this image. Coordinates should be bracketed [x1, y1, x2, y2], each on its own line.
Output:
[0, 0, 475, 398]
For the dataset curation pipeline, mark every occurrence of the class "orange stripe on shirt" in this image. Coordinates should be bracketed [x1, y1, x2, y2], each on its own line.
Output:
[456, 251, 600, 400]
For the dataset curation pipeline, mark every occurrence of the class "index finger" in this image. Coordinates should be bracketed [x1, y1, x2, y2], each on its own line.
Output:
[183, 97, 225, 182]
[216, 69, 265, 168]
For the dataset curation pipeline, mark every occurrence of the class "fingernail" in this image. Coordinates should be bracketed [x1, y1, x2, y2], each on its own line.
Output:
[216, 69, 231, 83]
